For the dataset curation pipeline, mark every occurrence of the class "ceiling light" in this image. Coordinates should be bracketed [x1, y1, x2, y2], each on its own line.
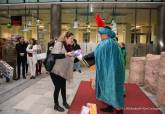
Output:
[87, 24, 91, 28]
[36, 19, 40, 25]
[90, 4, 94, 13]
[111, 20, 117, 34]
[27, 21, 32, 26]
[73, 20, 79, 29]
[136, 26, 141, 28]
[160, 40, 164, 48]
[130, 25, 141, 30]
[39, 25, 45, 29]
[36, 19, 40, 23]
[6, 23, 12, 28]
[22, 25, 29, 32]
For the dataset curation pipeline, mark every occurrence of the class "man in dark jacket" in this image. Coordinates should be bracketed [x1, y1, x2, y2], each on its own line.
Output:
[72, 39, 81, 73]
[24, 40, 29, 74]
[16, 37, 27, 79]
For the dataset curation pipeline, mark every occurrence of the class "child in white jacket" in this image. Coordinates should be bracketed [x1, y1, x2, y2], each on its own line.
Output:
[26, 39, 38, 79]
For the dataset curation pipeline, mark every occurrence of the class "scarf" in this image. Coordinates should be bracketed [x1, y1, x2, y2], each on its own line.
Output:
[63, 42, 73, 52]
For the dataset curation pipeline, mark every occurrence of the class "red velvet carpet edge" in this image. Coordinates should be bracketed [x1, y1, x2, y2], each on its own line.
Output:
[68, 81, 162, 114]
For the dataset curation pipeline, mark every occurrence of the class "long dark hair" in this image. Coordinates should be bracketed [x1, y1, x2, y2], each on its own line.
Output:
[73, 39, 77, 44]
[31, 39, 36, 45]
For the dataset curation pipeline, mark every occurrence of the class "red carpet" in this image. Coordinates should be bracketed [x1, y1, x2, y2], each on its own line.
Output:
[68, 81, 162, 114]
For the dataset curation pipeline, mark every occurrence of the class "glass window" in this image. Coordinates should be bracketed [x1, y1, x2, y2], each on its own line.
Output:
[77, 0, 88, 1]
[39, 0, 59, 2]
[0, 0, 6, 3]
[136, 9, 150, 44]
[152, 0, 162, 1]
[151, 9, 158, 45]
[26, 0, 37, 2]
[114, 9, 135, 43]
[104, 0, 115, 1]
[117, 0, 136, 1]
[137, 0, 151, 1]
[8, 0, 23, 3]
[90, 0, 103, 1]
[61, 0, 75, 1]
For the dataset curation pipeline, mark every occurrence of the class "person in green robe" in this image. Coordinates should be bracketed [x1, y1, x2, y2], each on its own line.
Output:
[120, 42, 127, 66]
[95, 26, 125, 114]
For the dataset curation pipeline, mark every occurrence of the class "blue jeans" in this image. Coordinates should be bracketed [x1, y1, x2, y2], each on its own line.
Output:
[73, 62, 81, 71]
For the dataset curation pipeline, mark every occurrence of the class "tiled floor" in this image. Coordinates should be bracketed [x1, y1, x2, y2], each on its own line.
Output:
[0, 68, 164, 114]
[0, 68, 90, 114]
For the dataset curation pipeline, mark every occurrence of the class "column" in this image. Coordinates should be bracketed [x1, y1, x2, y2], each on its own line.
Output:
[158, 5, 165, 52]
[51, 4, 61, 39]
[125, 24, 132, 44]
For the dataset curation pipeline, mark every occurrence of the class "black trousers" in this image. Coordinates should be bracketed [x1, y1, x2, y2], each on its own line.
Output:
[26, 63, 28, 74]
[50, 73, 66, 105]
[17, 57, 26, 78]
[36, 60, 42, 75]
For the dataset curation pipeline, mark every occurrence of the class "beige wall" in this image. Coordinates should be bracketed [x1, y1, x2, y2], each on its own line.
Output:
[1, 26, 21, 39]
[0, 8, 158, 54]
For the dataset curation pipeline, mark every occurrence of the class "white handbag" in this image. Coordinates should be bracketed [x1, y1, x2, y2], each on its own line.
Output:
[37, 53, 47, 60]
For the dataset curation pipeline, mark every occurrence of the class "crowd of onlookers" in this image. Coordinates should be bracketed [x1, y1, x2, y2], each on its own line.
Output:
[16, 37, 42, 80]
[0, 36, 83, 82]
[0, 37, 42, 81]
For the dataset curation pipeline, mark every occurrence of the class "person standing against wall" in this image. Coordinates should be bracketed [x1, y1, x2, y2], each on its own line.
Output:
[36, 41, 42, 75]
[120, 42, 127, 97]
[16, 37, 27, 79]
[26, 39, 38, 79]
[25, 40, 29, 75]
[120, 42, 127, 66]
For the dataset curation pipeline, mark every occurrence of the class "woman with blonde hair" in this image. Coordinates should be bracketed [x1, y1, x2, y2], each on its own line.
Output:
[50, 32, 74, 112]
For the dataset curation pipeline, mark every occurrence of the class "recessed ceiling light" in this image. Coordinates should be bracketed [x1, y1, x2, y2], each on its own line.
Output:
[73, 20, 79, 29]
[90, 4, 94, 13]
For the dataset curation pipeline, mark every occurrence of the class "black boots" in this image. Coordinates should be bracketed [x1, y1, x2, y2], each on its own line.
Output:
[54, 102, 70, 112]
[54, 105, 65, 112]
[78, 70, 81, 73]
[63, 102, 70, 109]
[100, 105, 124, 114]
[100, 105, 114, 112]
[23, 76, 26, 79]
[30, 76, 35, 79]
[116, 109, 123, 114]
